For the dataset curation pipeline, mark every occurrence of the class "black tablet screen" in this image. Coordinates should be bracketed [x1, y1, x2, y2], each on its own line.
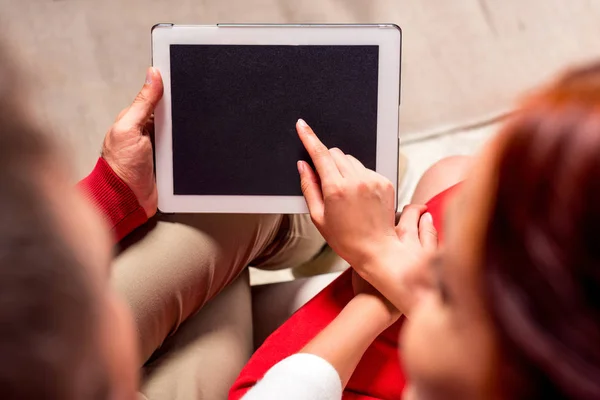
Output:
[170, 44, 379, 196]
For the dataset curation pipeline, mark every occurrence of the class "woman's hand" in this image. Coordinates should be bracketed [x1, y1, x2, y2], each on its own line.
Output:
[296, 119, 438, 314]
[384, 204, 438, 314]
[101, 67, 163, 218]
[350, 204, 438, 316]
[296, 119, 398, 268]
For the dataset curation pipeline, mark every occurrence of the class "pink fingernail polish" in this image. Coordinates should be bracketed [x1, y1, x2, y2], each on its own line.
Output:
[297, 118, 308, 128]
[297, 161, 305, 173]
[422, 212, 433, 223]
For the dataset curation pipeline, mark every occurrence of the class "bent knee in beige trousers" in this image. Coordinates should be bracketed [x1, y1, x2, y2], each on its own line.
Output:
[111, 213, 324, 400]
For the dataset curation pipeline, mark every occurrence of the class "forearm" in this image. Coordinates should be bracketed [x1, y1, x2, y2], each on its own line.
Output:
[300, 293, 393, 387]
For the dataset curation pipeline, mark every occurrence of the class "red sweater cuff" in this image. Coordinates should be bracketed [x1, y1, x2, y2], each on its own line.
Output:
[77, 158, 148, 242]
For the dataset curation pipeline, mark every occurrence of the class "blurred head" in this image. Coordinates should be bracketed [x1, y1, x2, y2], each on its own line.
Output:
[402, 63, 600, 399]
[0, 49, 138, 398]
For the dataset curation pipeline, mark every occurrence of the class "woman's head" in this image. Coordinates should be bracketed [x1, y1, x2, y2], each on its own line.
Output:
[402, 63, 600, 399]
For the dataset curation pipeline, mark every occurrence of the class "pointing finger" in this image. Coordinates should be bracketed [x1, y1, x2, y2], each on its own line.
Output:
[296, 119, 341, 184]
[329, 148, 355, 177]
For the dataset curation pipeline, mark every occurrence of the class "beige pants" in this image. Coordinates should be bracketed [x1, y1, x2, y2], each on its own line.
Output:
[111, 213, 325, 400]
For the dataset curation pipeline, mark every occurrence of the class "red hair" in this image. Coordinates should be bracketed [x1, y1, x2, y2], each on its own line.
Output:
[483, 64, 600, 399]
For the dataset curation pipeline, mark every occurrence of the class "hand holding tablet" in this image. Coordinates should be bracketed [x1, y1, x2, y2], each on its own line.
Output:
[101, 67, 164, 218]
[152, 24, 402, 213]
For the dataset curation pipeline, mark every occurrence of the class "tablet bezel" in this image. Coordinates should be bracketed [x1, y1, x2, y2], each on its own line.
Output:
[152, 24, 401, 213]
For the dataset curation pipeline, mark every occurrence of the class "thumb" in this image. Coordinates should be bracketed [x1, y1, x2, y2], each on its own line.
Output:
[119, 67, 164, 130]
[418, 212, 438, 250]
[298, 161, 325, 223]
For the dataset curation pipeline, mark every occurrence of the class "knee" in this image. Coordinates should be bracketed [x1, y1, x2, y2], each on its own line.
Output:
[411, 156, 471, 204]
[422, 156, 471, 183]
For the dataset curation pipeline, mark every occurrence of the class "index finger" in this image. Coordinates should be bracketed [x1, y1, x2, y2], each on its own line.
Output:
[296, 119, 341, 181]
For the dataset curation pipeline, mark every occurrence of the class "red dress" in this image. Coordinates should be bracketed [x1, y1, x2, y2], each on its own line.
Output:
[229, 184, 461, 400]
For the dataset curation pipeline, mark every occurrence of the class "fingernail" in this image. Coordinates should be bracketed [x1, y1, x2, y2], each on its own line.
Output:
[422, 212, 433, 224]
[297, 160, 305, 174]
[297, 118, 308, 128]
[145, 67, 154, 85]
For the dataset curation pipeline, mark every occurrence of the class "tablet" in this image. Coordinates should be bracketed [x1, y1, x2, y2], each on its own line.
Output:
[152, 24, 401, 213]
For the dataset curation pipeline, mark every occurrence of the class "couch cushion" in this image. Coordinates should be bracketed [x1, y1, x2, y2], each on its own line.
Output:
[2, 0, 600, 175]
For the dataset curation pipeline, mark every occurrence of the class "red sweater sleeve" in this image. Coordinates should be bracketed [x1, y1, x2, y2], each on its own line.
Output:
[77, 158, 148, 242]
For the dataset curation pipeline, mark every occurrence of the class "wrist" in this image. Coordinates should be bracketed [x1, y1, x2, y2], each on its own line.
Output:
[354, 240, 414, 315]
[347, 293, 398, 330]
[355, 237, 402, 280]
[78, 158, 148, 241]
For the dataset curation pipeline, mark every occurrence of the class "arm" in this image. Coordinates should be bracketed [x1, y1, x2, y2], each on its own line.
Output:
[300, 292, 396, 386]
[241, 353, 342, 400]
[77, 67, 163, 242]
[242, 281, 397, 400]
[353, 226, 433, 318]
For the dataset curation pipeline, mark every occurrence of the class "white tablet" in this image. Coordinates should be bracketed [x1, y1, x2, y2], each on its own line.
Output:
[152, 24, 401, 214]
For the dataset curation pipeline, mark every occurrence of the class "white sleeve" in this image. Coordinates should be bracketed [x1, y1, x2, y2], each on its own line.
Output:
[241, 353, 343, 400]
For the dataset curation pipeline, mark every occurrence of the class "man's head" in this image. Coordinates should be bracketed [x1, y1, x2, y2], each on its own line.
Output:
[0, 48, 139, 399]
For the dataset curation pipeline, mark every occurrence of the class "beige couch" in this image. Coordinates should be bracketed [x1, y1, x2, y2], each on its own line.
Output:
[3, 0, 600, 177]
